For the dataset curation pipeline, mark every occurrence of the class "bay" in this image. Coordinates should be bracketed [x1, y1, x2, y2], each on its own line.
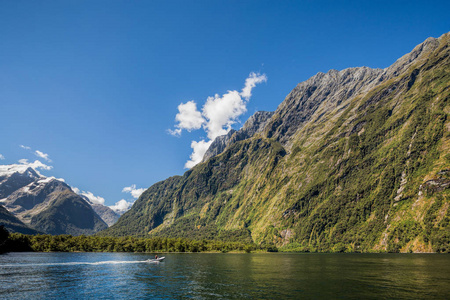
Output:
[1, 252, 449, 299]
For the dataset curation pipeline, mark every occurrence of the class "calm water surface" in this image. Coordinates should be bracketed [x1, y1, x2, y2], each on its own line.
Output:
[0, 252, 449, 299]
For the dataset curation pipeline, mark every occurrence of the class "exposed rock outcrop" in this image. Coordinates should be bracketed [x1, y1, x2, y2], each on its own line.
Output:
[202, 111, 274, 161]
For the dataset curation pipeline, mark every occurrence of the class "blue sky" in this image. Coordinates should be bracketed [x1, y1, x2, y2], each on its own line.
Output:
[1, 0, 449, 208]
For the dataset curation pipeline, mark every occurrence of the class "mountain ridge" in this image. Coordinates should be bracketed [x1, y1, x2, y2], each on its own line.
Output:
[0, 164, 110, 235]
[101, 32, 450, 252]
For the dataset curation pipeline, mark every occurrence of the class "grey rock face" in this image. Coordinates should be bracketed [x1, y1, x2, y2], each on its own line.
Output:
[0, 167, 40, 199]
[384, 36, 440, 78]
[202, 111, 274, 162]
[263, 34, 447, 148]
[89, 202, 120, 227]
[3, 178, 71, 216]
[265, 67, 385, 145]
[237, 111, 275, 139]
[202, 130, 236, 162]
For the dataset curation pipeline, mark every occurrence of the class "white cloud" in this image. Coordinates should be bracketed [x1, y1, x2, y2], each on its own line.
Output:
[35, 150, 52, 162]
[185, 140, 213, 169]
[80, 191, 105, 205]
[109, 199, 133, 214]
[0, 154, 4, 160]
[122, 184, 146, 199]
[202, 90, 246, 140]
[170, 72, 267, 168]
[168, 128, 182, 136]
[72, 187, 108, 206]
[19, 145, 52, 163]
[169, 101, 205, 136]
[18, 159, 53, 171]
[241, 72, 267, 100]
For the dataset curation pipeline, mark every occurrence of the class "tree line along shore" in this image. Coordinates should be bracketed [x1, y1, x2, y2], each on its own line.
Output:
[0, 226, 274, 254]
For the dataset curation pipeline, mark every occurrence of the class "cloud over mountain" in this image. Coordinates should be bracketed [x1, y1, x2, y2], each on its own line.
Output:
[170, 72, 267, 168]
[80, 191, 106, 205]
[109, 199, 133, 214]
[122, 184, 146, 199]
[18, 159, 53, 172]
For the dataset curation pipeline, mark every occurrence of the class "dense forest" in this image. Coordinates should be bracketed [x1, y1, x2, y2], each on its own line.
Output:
[0, 226, 264, 254]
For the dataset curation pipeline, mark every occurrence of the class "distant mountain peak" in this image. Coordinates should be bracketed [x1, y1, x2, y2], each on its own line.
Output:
[0, 162, 110, 234]
[24, 167, 40, 179]
[0, 164, 42, 179]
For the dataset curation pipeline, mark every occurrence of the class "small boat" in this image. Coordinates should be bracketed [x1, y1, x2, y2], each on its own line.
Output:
[147, 256, 165, 262]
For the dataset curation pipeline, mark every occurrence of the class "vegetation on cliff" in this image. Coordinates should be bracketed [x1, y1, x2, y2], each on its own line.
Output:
[101, 33, 450, 253]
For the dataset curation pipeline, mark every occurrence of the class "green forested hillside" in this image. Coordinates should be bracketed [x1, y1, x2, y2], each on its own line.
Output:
[102, 33, 450, 253]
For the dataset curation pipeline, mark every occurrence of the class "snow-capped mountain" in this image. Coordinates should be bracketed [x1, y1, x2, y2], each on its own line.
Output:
[0, 163, 112, 235]
[0, 165, 41, 199]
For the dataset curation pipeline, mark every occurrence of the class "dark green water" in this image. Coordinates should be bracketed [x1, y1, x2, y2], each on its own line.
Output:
[1, 252, 449, 299]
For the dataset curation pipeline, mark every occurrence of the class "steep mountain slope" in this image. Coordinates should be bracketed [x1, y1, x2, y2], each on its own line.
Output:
[29, 190, 108, 235]
[0, 165, 108, 235]
[103, 33, 450, 252]
[0, 204, 41, 235]
[88, 202, 120, 227]
[0, 166, 40, 198]
[202, 111, 274, 162]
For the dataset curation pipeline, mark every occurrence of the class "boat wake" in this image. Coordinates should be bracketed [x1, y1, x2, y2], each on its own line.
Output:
[2, 260, 152, 267]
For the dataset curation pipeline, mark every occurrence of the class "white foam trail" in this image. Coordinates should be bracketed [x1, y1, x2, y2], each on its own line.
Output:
[1, 260, 156, 267]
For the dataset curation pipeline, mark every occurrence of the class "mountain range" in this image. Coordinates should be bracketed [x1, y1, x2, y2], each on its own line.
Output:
[1, 33, 448, 253]
[101, 33, 450, 252]
[0, 164, 119, 235]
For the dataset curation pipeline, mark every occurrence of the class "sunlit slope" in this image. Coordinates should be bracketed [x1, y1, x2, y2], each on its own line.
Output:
[103, 33, 449, 252]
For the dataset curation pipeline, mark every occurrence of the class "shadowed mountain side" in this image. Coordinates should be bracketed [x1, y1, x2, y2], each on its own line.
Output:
[0, 204, 41, 235]
[30, 190, 108, 235]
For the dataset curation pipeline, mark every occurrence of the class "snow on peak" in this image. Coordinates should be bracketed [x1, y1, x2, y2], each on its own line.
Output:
[37, 176, 64, 184]
[0, 160, 53, 178]
[0, 164, 42, 178]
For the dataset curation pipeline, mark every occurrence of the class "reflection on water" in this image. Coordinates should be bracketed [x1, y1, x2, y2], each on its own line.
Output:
[1, 252, 449, 299]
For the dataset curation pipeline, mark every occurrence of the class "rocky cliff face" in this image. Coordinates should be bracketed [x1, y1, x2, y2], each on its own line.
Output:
[88, 202, 120, 227]
[202, 111, 274, 162]
[104, 33, 450, 252]
[266, 67, 385, 146]
[0, 167, 40, 199]
[0, 165, 108, 235]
